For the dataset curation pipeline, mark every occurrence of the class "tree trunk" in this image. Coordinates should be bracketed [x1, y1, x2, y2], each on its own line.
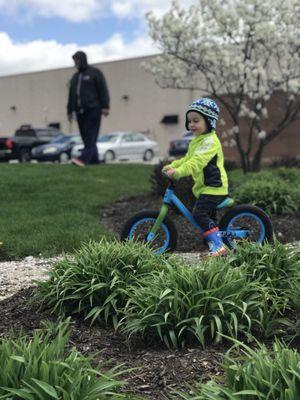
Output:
[251, 142, 265, 171]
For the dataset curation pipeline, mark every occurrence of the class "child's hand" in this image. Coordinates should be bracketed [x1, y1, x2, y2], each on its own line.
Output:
[162, 165, 171, 172]
[165, 168, 176, 179]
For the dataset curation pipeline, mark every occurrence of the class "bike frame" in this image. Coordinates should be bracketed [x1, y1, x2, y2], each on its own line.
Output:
[146, 182, 248, 242]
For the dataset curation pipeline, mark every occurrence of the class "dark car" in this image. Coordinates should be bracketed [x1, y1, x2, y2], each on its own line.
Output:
[13, 125, 63, 162]
[0, 136, 17, 162]
[31, 135, 82, 163]
[168, 132, 193, 157]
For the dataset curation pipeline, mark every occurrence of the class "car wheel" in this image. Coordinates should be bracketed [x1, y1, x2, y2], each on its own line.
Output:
[19, 148, 31, 163]
[59, 152, 70, 164]
[143, 149, 154, 162]
[104, 150, 115, 163]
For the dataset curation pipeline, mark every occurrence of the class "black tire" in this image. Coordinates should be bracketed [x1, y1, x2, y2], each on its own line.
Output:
[19, 147, 31, 162]
[104, 150, 115, 163]
[143, 149, 154, 162]
[219, 205, 274, 249]
[59, 152, 70, 163]
[120, 210, 177, 254]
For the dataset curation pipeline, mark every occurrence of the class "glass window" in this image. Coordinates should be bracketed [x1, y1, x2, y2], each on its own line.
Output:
[51, 135, 69, 144]
[98, 134, 119, 143]
[15, 129, 36, 137]
[122, 134, 133, 142]
[131, 133, 146, 142]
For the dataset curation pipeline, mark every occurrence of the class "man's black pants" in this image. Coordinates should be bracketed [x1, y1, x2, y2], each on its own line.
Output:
[192, 194, 227, 232]
[76, 107, 102, 165]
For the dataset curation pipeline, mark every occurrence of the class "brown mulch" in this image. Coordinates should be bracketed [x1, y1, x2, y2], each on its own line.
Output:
[0, 288, 226, 399]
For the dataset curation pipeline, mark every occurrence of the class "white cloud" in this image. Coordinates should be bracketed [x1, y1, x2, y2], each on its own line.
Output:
[0, 0, 196, 22]
[0, 0, 197, 75]
[0, 32, 158, 76]
[0, 0, 104, 22]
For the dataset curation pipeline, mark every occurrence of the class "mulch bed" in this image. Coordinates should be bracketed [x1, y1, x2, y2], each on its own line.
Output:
[0, 193, 299, 398]
[0, 288, 226, 398]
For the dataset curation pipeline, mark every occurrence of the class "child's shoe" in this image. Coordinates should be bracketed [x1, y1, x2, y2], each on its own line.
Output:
[203, 227, 227, 257]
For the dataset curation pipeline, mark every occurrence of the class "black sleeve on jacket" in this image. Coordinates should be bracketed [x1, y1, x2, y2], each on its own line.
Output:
[95, 69, 110, 109]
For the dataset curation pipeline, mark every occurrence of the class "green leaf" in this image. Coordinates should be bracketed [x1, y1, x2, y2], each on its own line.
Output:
[10, 355, 26, 363]
[1, 387, 35, 400]
[31, 378, 59, 399]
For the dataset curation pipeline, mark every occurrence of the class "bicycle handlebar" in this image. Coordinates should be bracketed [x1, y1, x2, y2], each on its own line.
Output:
[162, 171, 176, 189]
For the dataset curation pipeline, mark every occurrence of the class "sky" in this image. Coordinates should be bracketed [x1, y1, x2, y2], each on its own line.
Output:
[0, 0, 194, 77]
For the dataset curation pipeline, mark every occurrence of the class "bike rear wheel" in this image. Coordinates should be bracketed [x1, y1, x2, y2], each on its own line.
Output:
[219, 205, 274, 249]
[120, 210, 177, 254]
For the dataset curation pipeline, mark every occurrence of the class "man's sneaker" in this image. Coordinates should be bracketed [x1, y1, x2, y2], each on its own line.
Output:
[71, 158, 85, 167]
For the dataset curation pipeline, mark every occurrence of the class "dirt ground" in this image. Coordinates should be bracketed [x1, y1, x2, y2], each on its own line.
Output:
[0, 288, 226, 399]
[0, 193, 299, 399]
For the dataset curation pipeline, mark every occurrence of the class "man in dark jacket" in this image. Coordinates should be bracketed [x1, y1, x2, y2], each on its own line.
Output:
[67, 51, 110, 166]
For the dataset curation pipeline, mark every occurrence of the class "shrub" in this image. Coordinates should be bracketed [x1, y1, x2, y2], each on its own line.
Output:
[173, 340, 300, 399]
[36, 239, 168, 327]
[0, 319, 129, 399]
[227, 242, 300, 336]
[227, 241, 300, 293]
[149, 159, 195, 209]
[232, 178, 299, 214]
[269, 156, 300, 168]
[122, 260, 263, 349]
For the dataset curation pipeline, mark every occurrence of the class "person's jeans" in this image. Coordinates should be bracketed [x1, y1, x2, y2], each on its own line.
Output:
[76, 108, 102, 164]
[192, 194, 227, 232]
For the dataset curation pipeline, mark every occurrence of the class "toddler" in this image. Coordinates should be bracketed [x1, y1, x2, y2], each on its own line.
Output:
[163, 98, 228, 256]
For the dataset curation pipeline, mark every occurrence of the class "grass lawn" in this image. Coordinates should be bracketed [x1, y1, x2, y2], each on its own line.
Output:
[0, 163, 153, 260]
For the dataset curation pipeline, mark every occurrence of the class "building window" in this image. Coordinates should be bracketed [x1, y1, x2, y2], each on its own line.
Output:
[48, 122, 61, 129]
[161, 115, 178, 124]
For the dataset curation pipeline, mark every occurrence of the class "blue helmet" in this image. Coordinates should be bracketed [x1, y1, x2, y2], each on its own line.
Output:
[185, 97, 220, 131]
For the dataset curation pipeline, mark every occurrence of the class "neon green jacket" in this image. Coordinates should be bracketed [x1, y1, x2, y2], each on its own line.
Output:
[167, 131, 228, 198]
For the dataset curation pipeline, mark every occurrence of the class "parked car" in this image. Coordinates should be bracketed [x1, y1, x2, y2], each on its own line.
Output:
[31, 135, 82, 163]
[13, 125, 63, 162]
[168, 132, 193, 157]
[71, 131, 160, 163]
[0, 136, 17, 162]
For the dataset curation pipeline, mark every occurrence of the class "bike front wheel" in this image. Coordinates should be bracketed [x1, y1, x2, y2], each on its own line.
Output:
[219, 205, 274, 249]
[120, 210, 177, 254]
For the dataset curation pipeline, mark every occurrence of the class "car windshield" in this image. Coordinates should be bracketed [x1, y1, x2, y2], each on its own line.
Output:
[51, 136, 70, 144]
[98, 134, 119, 143]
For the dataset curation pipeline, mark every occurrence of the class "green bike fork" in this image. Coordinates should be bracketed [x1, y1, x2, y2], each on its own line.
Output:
[146, 203, 169, 242]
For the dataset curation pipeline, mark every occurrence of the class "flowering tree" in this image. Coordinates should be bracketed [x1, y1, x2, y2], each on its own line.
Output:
[145, 0, 300, 172]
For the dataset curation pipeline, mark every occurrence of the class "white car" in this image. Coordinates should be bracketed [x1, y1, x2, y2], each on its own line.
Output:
[71, 131, 160, 163]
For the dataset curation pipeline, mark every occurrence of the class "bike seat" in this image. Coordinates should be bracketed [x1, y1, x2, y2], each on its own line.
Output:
[217, 197, 234, 209]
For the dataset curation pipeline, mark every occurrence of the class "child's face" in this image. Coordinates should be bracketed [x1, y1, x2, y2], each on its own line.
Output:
[187, 111, 208, 135]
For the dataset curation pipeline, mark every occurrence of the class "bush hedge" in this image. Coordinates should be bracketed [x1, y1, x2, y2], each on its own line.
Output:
[36, 240, 300, 349]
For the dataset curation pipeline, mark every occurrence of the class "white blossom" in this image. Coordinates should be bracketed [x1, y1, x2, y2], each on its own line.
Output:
[257, 130, 267, 140]
[145, 0, 300, 170]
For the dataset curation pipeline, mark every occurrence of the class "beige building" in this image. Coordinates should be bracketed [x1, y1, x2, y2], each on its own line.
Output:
[0, 55, 298, 162]
[0, 56, 201, 157]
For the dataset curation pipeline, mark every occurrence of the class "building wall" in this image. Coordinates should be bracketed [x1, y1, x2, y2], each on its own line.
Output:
[0, 55, 298, 161]
[0, 56, 203, 156]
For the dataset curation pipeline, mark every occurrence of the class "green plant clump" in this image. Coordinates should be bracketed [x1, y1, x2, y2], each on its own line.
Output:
[122, 260, 263, 349]
[226, 242, 300, 336]
[36, 239, 168, 327]
[232, 171, 300, 215]
[0, 319, 130, 399]
[174, 340, 300, 399]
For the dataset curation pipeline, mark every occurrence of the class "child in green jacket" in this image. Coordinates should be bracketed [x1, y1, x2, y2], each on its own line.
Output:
[163, 98, 228, 256]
